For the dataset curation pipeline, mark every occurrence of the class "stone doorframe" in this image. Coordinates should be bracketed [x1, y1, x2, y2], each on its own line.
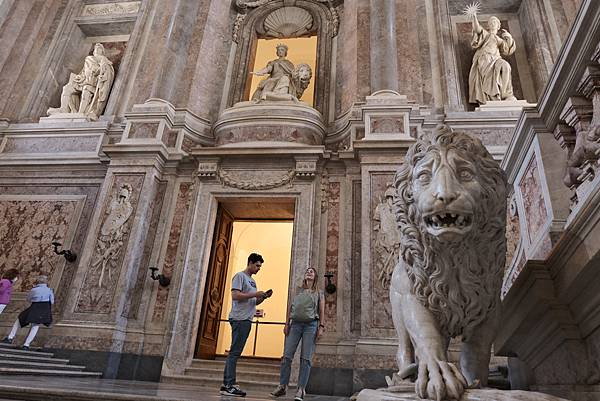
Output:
[161, 177, 321, 375]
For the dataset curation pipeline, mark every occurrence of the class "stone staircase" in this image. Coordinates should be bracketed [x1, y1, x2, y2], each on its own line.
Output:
[162, 357, 286, 392]
[0, 343, 102, 378]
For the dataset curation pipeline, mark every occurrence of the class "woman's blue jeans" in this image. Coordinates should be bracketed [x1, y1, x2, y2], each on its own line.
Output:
[279, 319, 318, 388]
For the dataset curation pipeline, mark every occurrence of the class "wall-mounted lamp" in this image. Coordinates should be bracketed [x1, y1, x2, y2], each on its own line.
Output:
[51, 242, 77, 263]
[149, 267, 170, 287]
[324, 271, 336, 294]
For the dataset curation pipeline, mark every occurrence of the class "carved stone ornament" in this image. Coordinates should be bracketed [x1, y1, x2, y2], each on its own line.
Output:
[81, 1, 141, 16]
[233, 0, 340, 43]
[92, 184, 134, 288]
[217, 169, 295, 190]
[373, 184, 401, 289]
[389, 125, 508, 400]
[264, 7, 313, 38]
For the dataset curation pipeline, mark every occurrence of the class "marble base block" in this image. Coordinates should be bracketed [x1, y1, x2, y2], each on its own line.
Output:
[356, 388, 571, 401]
[475, 100, 537, 112]
[40, 113, 90, 123]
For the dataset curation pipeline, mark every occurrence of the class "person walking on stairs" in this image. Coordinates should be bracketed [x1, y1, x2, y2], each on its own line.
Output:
[270, 266, 325, 401]
[0, 269, 20, 315]
[221, 253, 272, 397]
[1, 275, 54, 350]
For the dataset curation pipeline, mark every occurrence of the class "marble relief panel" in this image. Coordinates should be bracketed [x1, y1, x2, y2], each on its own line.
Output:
[0, 196, 85, 292]
[505, 196, 521, 272]
[75, 174, 145, 314]
[152, 182, 194, 322]
[518, 156, 549, 245]
[370, 173, 396, 329]
[323, 181, 340, 333]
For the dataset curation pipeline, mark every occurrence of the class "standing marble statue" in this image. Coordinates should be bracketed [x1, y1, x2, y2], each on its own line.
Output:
[47, 43, 114, 120]
[250, 43, 312, 103]
[466, 3, 517, 105]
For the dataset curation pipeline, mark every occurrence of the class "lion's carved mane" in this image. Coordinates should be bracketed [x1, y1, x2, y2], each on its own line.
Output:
[393, 126, 507, 340]
[292, 63, 312, 99]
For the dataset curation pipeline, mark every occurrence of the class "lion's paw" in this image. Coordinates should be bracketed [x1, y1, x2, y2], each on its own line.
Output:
[415, 359, 467, 401]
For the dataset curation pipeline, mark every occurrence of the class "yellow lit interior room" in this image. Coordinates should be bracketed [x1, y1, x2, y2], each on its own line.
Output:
[216, 221, 293, 358]
[249, 36, 317, 106]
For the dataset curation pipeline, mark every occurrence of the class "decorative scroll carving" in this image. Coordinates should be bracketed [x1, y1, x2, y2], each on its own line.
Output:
[217, 169, 295, 190]
[82, 1, 141, 16]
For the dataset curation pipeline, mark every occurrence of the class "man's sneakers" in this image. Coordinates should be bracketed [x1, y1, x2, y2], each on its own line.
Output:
[220, 384, 246, 397]
[294, 387, 305, 401]
[0, 337, 12, 344]
[270, 384, 286, 397]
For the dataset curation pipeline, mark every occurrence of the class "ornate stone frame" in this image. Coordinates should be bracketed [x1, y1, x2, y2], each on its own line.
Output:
[226, 0, 340, 120]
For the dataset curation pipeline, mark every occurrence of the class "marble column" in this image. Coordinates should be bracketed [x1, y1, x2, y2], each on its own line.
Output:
[369, 0, 399, 92]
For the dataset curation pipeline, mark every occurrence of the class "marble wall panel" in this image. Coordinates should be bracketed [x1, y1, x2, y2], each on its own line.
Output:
[396, 0, 433, 105]
[356, 3, 371, 100]
[1, 134, 101, 154]
[125, 180, 166, 320]
[460, 128, 515, 147]
[128, 122, 159, 139]
[505, 200, 521, 272]
[0, 185, 101, 316]
[0, 197, 83, 291]
[336, 4, 358, 115]
[313, 353, 397, 369]
[323, 181, 340, 333]
[455, 19, 524, 109]
[371, 117, 405, 135]
[518, 156, 549, 245]
[369, 173, 395, 329]
[152, 181, 193, 323]
[0, 0, 67, 121]
[75, 174, 145, 314]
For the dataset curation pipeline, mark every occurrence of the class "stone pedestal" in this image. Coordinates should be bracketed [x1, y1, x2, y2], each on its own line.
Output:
[214, 101, 325, 146]
[476, 100, 537, 112]
[356, 388, 570, 401]
[40, 113, 90, 123]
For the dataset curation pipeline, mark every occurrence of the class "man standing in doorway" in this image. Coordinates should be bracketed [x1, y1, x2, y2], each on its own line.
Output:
[221, 252, 272, 397]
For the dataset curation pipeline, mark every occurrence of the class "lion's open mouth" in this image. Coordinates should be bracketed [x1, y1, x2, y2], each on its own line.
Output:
[424, 212, 473, 232]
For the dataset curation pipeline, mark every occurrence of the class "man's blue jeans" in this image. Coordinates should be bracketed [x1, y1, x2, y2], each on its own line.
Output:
[223, 319, 252, 386]
[279, 319, 318, 388]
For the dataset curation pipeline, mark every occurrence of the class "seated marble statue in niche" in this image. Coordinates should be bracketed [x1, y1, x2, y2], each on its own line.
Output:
[250, 43, 312, 103]
[465, 3, 517, 105]
[47, 43, 115, 121]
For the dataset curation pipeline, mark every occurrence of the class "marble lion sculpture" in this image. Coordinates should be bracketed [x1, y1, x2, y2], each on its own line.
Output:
[390, 125, 507, 401]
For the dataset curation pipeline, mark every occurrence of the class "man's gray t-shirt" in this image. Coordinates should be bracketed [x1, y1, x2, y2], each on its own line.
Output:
[228, 271, 257, 321]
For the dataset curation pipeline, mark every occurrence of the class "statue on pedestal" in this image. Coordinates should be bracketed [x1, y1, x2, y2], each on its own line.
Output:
[465, 2, 517, 105]
[47, 43, 115, 121]
[250, 43, 312, 103]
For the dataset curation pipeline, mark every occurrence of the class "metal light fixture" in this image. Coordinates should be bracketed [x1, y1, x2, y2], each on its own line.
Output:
[324, 271, 336, 294]
[149, 267, 171, 287]
[51, 242, 77, 263]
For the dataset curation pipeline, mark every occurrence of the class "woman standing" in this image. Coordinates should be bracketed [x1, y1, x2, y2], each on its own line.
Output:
[0, 269, 20, 315]
[270, 267, 325, 401]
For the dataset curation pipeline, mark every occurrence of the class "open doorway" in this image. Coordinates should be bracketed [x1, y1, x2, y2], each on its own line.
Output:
[195, 198, 294, 360]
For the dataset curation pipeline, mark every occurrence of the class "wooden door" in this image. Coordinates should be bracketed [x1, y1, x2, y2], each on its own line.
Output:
[195, 206, 234, 359]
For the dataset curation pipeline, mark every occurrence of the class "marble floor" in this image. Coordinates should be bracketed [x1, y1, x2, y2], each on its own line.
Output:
[0, 376, 350, 401]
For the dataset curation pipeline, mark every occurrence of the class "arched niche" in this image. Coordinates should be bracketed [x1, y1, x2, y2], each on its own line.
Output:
[226, 0, 340, 121]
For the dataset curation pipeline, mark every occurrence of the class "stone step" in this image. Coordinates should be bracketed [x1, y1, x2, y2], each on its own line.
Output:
[0, 344, 55, 357]
[0, 351, 70, 364]
[191, 358, 281, 373]
[0, 367, 102, 378]
[0, 359, 85, 371]
[161, 374, 282, 393]
[184, 366, 280, 382]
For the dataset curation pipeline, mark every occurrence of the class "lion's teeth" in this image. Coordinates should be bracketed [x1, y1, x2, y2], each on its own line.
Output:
[457, 215, 465, 224]
[432, 216, 440, 223]
[451, 213, 457, 218]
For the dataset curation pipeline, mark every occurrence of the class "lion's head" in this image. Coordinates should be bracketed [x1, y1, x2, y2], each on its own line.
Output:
[393, 125, 507, 339]
[292, 63, 312, 99]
